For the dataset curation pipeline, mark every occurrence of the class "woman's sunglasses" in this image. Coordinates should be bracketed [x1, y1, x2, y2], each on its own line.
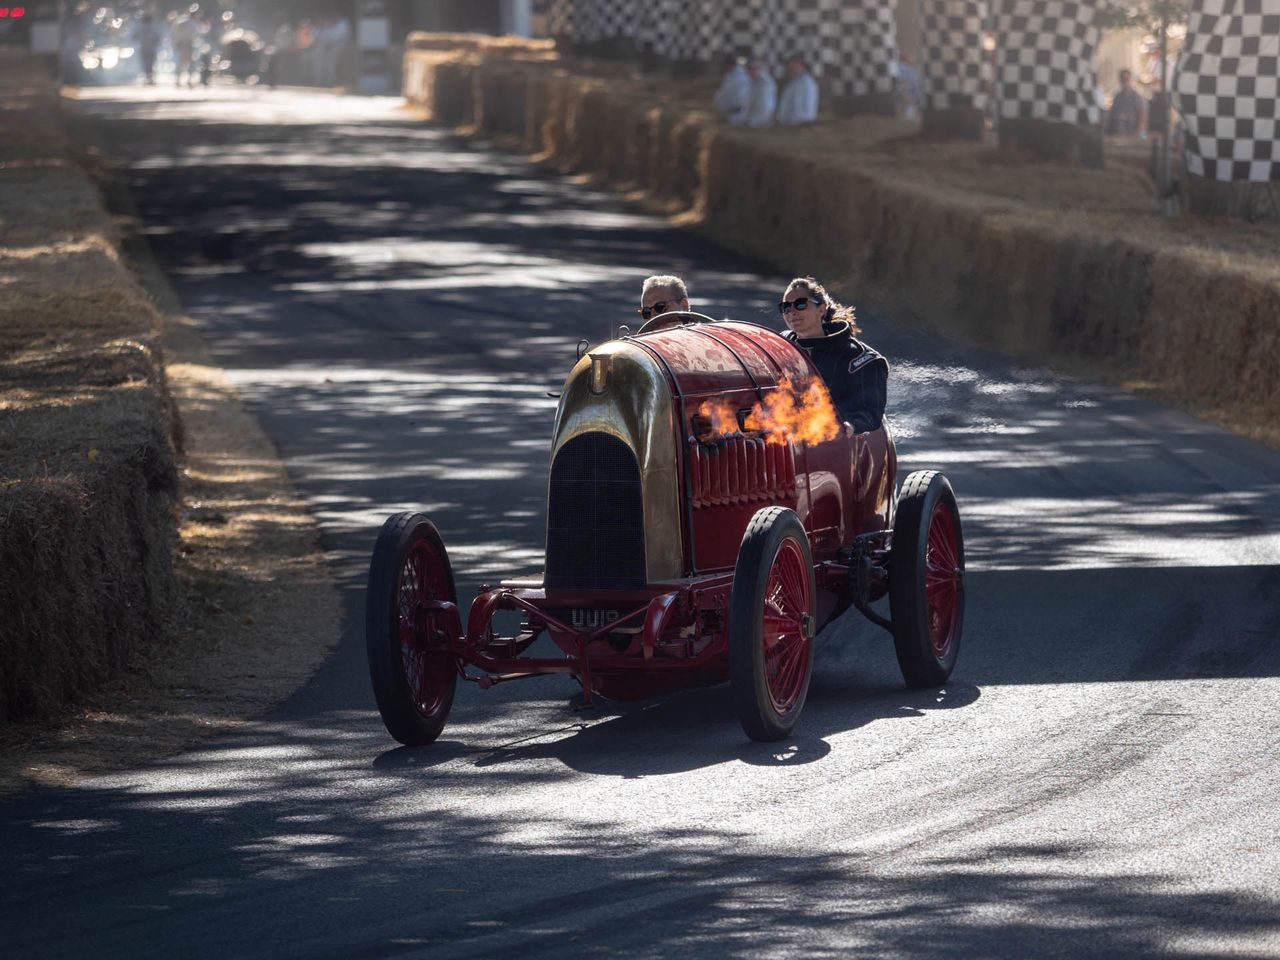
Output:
[778, 296, 823, 315]
[637, 301, 673, 321]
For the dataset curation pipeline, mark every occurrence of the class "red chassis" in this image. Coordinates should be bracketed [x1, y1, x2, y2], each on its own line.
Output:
[366, 315, 965, 745]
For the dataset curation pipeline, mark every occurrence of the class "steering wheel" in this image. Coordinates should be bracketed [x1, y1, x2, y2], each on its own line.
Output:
[636, 310, 718, 335]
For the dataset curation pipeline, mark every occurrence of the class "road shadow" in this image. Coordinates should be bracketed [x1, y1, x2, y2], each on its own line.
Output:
[5, 744, 1279, 959]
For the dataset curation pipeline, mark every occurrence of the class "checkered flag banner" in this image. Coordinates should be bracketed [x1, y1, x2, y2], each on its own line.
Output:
[548, 0, 575, 38]
[689, 0, 823, 72]
[1175, 0, 1280, 183]
[599, 0, 643, 40]
[920, 0, 989, 111]
[993, 0, 1100, 126]
[560, 0, 897, 85]
[637, 0, 715, 61]
[825, 0, 898, 98]
[772, 0, 825, 74]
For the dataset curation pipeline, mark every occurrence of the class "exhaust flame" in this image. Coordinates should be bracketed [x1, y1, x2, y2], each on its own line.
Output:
[697, 376, 841, 446]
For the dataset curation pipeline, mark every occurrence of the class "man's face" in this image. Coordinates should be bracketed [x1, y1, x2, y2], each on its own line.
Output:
[787, 58, 804, 78]
[640, 286, 688, 322]
[1120, 70, 1132, 88]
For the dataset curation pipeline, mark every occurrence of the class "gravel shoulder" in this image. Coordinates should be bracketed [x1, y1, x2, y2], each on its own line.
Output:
[0, 93, 342, 797]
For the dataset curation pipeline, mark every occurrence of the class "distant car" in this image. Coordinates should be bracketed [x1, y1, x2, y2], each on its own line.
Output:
[212, 28, 264, 83]
[76, 40, 140, 82]
[367, 314, 966, 744]
[0, 6, 31, 47]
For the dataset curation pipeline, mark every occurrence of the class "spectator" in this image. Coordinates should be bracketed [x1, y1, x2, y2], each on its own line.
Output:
[736, 59, 777, 127]
[1106, 68, 1148, 136]
[777, 54, 819, 125]
[172, 12, 200, 87]
[328, 16, 351, 87]
[713, 54, 751, 123]
[198, 12, 217, 86]
[895, 52, 922, 121]
[136, 13, 164, 85]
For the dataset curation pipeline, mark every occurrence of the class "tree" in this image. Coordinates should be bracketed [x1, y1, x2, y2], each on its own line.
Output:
[1095, 1, 1189, 33]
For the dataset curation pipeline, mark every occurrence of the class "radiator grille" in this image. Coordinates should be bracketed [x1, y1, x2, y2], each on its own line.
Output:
[546, 432, 646, 589]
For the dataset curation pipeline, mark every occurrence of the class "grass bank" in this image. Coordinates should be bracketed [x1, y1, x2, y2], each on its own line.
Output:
[404, 37, 1279, 448]
[0, 52, 181, 721]
[0, 59, 341, 789]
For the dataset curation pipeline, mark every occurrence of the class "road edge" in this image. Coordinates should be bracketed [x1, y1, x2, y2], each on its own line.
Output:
[0, 95, 345, 798]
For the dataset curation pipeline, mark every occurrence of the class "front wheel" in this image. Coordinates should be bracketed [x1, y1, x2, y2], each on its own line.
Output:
[729, 507, 817, 742]
[889, 471, 964, 688]
[366, 513, 459, 745]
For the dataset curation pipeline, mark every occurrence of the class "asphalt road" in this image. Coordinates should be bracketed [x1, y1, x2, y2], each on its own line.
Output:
[4, 87, 1280, 959]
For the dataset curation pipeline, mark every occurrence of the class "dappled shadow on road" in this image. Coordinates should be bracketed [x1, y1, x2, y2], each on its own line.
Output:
[70, 89, 1280, 714]
[450, 677, 979, 777]
[8, 90, 1276, 959]
[5, 716, 1279, 960]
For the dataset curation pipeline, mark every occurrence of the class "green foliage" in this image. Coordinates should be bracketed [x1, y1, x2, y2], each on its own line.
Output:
[1096, 1, 1190, 32]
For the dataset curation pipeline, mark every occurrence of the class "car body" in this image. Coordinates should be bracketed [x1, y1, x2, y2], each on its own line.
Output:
[367, 313, 965, 743]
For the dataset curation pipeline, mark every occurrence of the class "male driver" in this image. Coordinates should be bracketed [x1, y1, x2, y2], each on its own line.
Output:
[638, 275, 691, 325]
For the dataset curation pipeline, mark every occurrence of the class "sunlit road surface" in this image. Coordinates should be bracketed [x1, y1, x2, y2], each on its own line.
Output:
[4, 86, 1280, 959]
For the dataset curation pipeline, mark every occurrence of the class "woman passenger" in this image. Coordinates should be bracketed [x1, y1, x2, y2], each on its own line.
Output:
[778, 277, 888, 433]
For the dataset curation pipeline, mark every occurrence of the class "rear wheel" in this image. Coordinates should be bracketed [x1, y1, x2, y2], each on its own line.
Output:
[366, 513, 459, 745]
[730, 507, 816, 742]
[890, 471, 964, 687]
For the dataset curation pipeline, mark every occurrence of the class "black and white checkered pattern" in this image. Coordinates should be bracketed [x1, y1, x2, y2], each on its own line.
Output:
[591, 0, 640, 40]
[920, 0, 989, 111]
[637, 0, 712, 61]
[558, 0, 894, 84]
[548, 0, 574, 38]
[771, 0, 825, 75]
[1175, 0, 1280, 182]
[824, 0, 898, 98]
[993, 0, 1100, 126]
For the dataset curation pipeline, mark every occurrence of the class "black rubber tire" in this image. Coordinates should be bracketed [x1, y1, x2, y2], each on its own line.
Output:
[366, 512, 458, 746]
[889, 471, 965, 688]
[729, 506, 817, 742]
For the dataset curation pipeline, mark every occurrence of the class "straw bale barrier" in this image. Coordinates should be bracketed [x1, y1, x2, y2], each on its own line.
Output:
[405, 41, 1279, 445]
[0, 54, 180, 721]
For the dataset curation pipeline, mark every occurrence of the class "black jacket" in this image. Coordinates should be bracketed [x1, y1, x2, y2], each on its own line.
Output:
[785, 320, 888, 433]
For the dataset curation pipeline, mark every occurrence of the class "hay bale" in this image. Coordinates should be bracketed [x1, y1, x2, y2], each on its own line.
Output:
[414, 46, 1280, 448]
[0, 59, 181, 722]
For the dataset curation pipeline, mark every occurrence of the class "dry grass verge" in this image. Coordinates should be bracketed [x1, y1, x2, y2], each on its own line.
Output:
[0, 53, 180, 721]
[405, 42, 1280, 449]
[0, 58, 341, 793]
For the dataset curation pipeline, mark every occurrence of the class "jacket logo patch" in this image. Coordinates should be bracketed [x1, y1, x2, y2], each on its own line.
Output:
[849, 353, 875, 373]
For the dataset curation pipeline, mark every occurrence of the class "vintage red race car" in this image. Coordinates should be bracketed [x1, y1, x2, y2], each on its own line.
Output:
[366, 312, 965, 743]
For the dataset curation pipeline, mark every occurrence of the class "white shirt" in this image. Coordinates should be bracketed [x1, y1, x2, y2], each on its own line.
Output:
[738, 71, 777, 127]
[777, 72, 819, 125]
[713, 65, 751, 121]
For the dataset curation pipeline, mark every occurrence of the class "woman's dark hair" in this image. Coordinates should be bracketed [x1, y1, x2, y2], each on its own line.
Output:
[788, 276, 860, 336]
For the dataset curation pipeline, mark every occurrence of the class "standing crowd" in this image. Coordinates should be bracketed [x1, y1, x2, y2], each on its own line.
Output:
[712, 48, 1156, 138]
[713, 53, 820, 126]
[92, 7, 353, 88]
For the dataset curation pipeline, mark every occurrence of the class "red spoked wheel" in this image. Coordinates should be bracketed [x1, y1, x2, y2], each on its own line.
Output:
[730, 507, 816, 742]
[367, 513, 459, 745]
[924, 504, 961, 659]
[890, 471, 965, 688]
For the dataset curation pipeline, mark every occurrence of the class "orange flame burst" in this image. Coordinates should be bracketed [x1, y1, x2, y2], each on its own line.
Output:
[697, 376, 841, 446]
